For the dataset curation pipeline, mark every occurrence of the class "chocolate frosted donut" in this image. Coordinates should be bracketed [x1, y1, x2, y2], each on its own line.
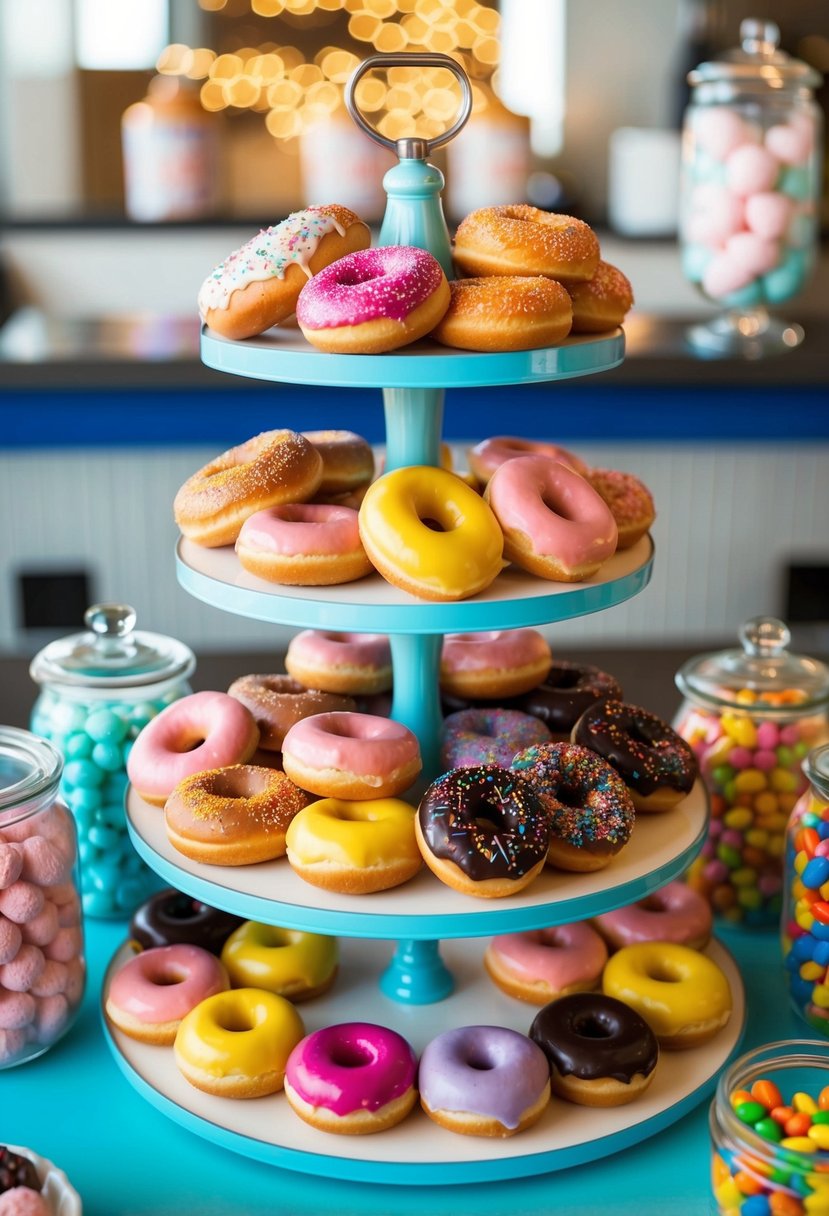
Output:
[228, 674, 356, 752]
[130, 889, 243, 956]
[572, 700, 698, 813]
[512, 661, 623, 738]
[416, 765, 550, 898]
[529, 991, 659, 1107]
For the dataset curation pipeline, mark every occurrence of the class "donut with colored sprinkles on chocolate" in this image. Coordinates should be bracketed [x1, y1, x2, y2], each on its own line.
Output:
[511, 742, 634, 873]
[415, 765, 550, 899]
[572, 700, 698, 813]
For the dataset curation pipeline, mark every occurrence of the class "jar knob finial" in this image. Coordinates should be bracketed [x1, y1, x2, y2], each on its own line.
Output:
[739, 615, 791, 656]
[740, 18, 780, 56]
[84, 604, 137, 656]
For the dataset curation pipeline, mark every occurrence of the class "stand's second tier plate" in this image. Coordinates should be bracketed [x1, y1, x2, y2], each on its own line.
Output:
[126, 779, 707, 937]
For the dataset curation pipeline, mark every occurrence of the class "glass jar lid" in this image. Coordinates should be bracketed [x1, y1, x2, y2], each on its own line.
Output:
[29, 604, 196, 691]
[805, 744, 829, 802]
[0, 726, 62, 814]
[688, 19, 821, 92]
[675, 616, 829, 714]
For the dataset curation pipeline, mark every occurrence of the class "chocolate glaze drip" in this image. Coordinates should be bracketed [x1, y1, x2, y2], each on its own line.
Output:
[573, 699, 698, 796]
[130, 888, 243, 956]
[530, 992, 659, 1084]
[418, 765, 550, 882]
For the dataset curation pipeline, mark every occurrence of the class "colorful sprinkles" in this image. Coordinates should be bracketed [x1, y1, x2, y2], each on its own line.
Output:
[573, 700, 698, 798]
[511, 742, 634, 849]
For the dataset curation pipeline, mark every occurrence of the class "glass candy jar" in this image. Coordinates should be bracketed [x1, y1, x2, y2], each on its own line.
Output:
[784, 745, 829, 1035]
[675, 617, 829, 928]
[680, 19, 823, 357]
[30, 605, 195, 919]
[0, 727, 85, 1068]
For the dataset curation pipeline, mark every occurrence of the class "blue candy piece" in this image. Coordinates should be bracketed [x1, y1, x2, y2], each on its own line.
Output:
[720, 281, 764, 310]
[790, 975, 816, 1005]
[117, 878, 150, 911]
[85, 860, 121, 894]
[811, 920, 829, 942]
[692, 150, 727, 184]
[50, 702, 87, 734]
[87, 824, 121, 851]
[802, 857, 829, 889]
[779, 165, 813, 201]
[787, 210, 815, 250]
[814, 941, 829, 966]
[64, 732, 94, 760]
[91, 742, 124, 773]
[86, 709, 128, 744]
[793, 935, 816, 961]
[763, 250, 809, 304]
[67, 785, 102, 814]
[99, 803, 126, 828]
[739, 1195, 771, 1216]
[818, 820, 829, 840]
[682, 243, 713, 283]
[63, 759, 104, 789]
[83, 890, 117, 917]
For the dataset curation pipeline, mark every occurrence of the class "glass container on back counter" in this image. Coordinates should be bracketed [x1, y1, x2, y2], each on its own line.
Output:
[30, 605, 195, 919]
[675, 618, 829, 928]
[784, 745, 829, 1036]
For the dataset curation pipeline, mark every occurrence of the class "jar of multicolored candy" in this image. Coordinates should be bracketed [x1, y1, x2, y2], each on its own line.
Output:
[680, 19, 823, 356]
[30, 605, 195, 919]
[675, 618, 829, 928]
[784, 745, 829, 1035]
[0, 727, 85, 1068]
[711, 1039, 829, 1215]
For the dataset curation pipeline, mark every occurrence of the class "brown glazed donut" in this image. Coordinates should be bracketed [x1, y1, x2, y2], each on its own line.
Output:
[564, 260, 634, 333]
[453, 205, 600, 282]
[511, 660, 624, 740]
[302, 430, 375, 497]
[227, 674, 356, 752]
[431, 276, 573, 352]
[130, 888, 243, 955]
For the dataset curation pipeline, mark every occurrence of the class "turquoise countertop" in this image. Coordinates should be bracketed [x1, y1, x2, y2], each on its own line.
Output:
[4, 920, 798, 1216]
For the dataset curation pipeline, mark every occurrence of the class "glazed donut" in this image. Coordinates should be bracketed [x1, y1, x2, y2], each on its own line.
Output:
[359, 466, 504, 602]
[586, 468, 655, 550]
[284, 1022, 418, 1135]
[129, 888, 243, 956]
[416, 765, 550, 898]
[485, 456, 618, 582]
[440, 630, 552, 700]
[235, 503, 373, 586]
[220, 922, 337, 1001]
[440, 708, 550, 770]
[302, 430, 374, 497]
[105, 944, 229, 1045]
[198, 205, 370, 340]
[174, 987, 305, 1098]
[419, 1025, 550, 1137]
[511, 742, 635, 873]
[564, 260, 634, 333]
[431, 276, 572, 352]
[296, 245, 450, 354]
[484, 922, 608, 1005]
[227, 674, 356, 752]
[174, 429, 324, 548]
[530, 992, 659, 1107]
[572, 700, 698, 812]
[512, 660, 624, 740]
[602, 942, 733, 1049]
[468, 436, 589, 484]
[594, 881, 713, 951]
[281, 712, 421, 800]
[285, 797, 421, 894]
[126, 691, 259, 807]
[164, 765, 311, 865]
[453, 205, 600, 282]
[285, 631, 392, 696]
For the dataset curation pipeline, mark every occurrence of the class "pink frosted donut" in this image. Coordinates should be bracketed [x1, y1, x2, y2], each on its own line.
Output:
[0, 1188, 50, 1216]
[485, 455, 618, 582]
[296, 245, 450, 355]
[126, 690, 260, 806]
[440, 629, 552, 699]
[468, 436, 589, 485]
[285, 629, 392, 695]
[281, 712, 421, 800]
[441, 708, 551, 770]
[593, 881, 712, 951]
[235, 503, 372, 586]
[105, 943, 229, 1045]
[485, 921, 608, 1004]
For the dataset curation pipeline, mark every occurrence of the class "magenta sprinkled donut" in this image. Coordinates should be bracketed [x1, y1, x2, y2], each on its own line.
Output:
[511, 741, 634, 873]
[295, 245, 450, 354]
[441, 708, 550, 770]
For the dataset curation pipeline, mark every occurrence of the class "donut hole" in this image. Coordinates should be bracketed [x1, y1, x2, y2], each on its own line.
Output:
[337, 268, 381, 287]
[218, 1008, 256, 1033]
[330, 1042, 375, 1069]
[555, 781, 587, 809]
[623, 721, 657, 749]
[152, 968, 188, 987]
[548, 669, 583, 691]
[420, 517, 446, 532]
[540, 491, 574, 522]
[573, 1014, 614, 1040]
[640, 895, 668, 915]
[164, 895, 200, 923]
[178, 735, 207, 754]
[464, 1050, 496, 1071]
[646, 962, 683, 984]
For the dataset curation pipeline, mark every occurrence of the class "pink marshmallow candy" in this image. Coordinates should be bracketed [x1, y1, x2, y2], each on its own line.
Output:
[726, 144, 780, 196]
[766, 122, 813, 166]
[33, 993, 68, 1043]
[694, 107, 758, 160]
[44, 925, 82, 964]
[726, 231, 780, 276]
[0, 882, 44, 925]
[21, 901, 59, 948]
[30, 959, 68, 998]
[756, 721, 780, 749]
[745, 192, 794, 240]
[0, 1188, 50, 1216]
[702, 251, 756, 298]
[0, 990, 35, 1030]
[64, 956, 85, 1005]
[0, 843, 23, 890]
[687, 184, 744, 247]
[0, 917, 22, 965]
[0, 944, 45, 992]
[0, 1028, 28, 1065]
[20, 836, 67, 886]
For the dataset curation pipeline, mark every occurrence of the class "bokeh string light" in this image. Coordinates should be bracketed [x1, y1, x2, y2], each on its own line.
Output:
[158, 0, 500, 141]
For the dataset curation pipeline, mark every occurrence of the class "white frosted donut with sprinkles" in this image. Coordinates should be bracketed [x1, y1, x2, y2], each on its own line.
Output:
[198, 205, 370, 341]
[296, 245, 450, 354]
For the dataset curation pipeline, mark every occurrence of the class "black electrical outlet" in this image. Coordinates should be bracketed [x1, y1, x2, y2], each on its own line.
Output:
[17, 571, 92, 630]
[785, 563, 829, 624]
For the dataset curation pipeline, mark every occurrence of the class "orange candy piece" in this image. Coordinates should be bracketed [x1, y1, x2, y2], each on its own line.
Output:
[784, 1112, 813, 1137]
[734, 1171, 764, 1196]
[732, 1088, 754, 1108]
[820, 1086, 829, 1111]
[769, 1193, 805, 1216]
[752, 1079, 784, 1110]
[771, 1105, 795, 1124]
[796, 827, 820, 857]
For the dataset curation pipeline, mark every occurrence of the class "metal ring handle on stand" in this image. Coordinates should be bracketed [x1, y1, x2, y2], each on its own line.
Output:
[345, 52, 473, 158]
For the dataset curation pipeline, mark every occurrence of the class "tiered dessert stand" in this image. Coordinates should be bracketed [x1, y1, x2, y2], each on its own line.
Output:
[104, 53, 745, 1184]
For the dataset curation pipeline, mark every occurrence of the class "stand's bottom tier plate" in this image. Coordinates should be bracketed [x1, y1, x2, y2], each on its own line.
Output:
[103, 936, 744, 1185]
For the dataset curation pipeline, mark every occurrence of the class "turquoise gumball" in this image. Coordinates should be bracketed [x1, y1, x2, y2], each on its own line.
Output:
[681, 243, 713, 282]
[86, 708, 128, 744]
[763, 250, 808, 303]
[51, 702, 87, 734]
[83, 890, 115, 917]
[720, 281, 764, 309]
[692, 151, 727, 185]
[779, 166, 812, 201]
[67, 785, 102, 814]
[63, 758, 104, 789]
[787, 211, 815, 250]
[99, 803, 126, 828]
[64, 732, 94, 760]
[87, 824, 121, 851]
[91, 741, 124, 773]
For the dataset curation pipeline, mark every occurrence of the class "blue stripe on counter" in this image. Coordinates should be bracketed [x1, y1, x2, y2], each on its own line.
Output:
[2, 384, 828, 446]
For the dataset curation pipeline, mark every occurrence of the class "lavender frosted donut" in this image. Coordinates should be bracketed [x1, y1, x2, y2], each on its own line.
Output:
[295, 245, 450, 354]
[419, 1025, 551, 1137]
[440, 708, 551, 770]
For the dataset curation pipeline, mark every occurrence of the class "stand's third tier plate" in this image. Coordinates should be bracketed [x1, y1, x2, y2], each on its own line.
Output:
[126, 779, 707, 937]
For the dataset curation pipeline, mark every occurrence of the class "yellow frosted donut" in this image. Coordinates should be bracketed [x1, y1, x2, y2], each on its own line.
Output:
[358, 466, 504, 602]
[286, 797, 422, 894]
[174, 987, 304, 1098]
[220, 922, 338, 1001]
[602, 942, 732, 1050]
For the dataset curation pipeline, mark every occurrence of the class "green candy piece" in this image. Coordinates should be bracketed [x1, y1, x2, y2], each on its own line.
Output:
[753, 1117, 783, 1142]
[735, 1100, 768, 1124]
[812, 1110, 829, 1125]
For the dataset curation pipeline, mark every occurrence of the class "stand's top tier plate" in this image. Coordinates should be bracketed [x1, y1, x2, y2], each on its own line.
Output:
[200, 325, 624, 390]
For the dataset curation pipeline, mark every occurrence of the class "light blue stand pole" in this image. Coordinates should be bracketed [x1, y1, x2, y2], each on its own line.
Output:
[383, 386, 444, 471]
[378, 157, 454, 278]
[388, 632, 442, 780]
[379, 937, 453, 1003]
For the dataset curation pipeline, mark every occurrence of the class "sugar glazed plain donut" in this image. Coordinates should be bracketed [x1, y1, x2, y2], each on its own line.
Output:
[453, 205, 600, 281]
[431, 275, 573, 352]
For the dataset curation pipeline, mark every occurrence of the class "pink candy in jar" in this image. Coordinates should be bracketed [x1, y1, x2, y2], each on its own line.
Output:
[0, 728, 85, 1068]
